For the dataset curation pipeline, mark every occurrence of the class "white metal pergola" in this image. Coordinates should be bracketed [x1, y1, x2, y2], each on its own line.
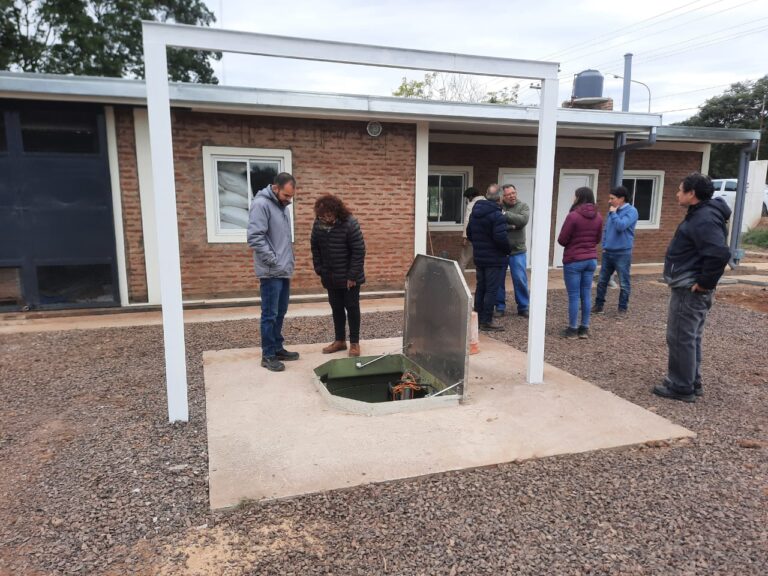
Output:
[141, 22, 559, 422]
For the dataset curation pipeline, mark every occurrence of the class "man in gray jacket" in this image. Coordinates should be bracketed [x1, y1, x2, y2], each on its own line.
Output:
[247, 172, 300, 372]
[495, 184, 530, 318]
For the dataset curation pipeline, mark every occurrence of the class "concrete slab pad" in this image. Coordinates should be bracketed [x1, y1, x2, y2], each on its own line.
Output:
[730, 275, 768, 286]
[204, 337, 694, 510]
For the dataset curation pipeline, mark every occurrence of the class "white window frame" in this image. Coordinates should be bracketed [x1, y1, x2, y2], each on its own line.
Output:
[622, 170, 664, 230]
[427, 165, 474, 231]
[202, 145, 293, 243]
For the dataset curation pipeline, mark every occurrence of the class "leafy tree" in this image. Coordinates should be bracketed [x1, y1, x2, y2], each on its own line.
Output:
[393, 72, 518, 104]
[0, 0, 221, 83]
[677, 75, 767, 178]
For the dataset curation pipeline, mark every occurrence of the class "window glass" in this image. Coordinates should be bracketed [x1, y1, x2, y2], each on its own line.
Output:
[428, 175, 441, 221]
[724, 180, 738, 191]
[440, 175, 465, 224]
[632, 178, 654, 221]
[249, 160, 280, 196]
[216, 160, 250, 230]
[428, 172, 468, 224]
[623, 176, 656, 223]
[20, 109, 98, 154]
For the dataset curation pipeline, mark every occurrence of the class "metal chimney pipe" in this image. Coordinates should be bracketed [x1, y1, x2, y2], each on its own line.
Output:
[622, 53, 632, 112]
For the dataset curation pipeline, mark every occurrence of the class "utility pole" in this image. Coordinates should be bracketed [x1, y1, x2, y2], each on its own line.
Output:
[757, 93, 766, 160]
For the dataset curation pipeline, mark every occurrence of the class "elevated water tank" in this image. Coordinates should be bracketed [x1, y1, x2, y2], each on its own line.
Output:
[572, 69, 604, 99]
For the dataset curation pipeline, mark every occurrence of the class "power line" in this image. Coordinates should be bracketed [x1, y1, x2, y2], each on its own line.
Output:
[638, 22, 768, 64]
[538, 0, 719, 61]
[555, 1, 760, 81]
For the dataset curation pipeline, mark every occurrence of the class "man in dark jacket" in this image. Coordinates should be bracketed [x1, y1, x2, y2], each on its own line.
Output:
[654, 173, 731, 402]
[467, 184, 512, 331]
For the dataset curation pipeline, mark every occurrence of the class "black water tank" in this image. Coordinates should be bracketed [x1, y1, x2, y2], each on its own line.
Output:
[572, 70, 604, 99]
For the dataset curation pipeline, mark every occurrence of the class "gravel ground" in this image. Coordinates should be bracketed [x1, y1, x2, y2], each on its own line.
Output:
[0, 278, 766, 575]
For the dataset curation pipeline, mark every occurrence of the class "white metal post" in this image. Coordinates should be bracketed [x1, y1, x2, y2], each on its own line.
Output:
[414, 122, 430, 256]
[142, 38, 189, 422]
[527, 76, 559, 384]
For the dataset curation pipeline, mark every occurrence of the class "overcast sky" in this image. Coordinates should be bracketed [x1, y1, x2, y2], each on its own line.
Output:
[202, 0, 768, 124]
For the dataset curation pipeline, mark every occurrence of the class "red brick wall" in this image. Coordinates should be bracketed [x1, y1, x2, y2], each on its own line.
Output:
[114, 108, 149, 303]
[116, 110, 416, 300]
[429, 143, 701, 264]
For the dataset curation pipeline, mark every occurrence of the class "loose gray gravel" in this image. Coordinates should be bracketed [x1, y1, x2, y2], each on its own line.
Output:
[0, 279, 766, 575]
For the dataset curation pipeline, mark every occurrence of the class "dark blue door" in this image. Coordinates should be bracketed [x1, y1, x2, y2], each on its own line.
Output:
[0, 101, 119, 310]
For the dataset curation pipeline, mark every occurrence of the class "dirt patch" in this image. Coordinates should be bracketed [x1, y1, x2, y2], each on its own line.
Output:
[716, 285, 768, 314]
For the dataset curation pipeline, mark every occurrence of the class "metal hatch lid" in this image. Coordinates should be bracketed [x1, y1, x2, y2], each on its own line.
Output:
[403, 255, 472, 396]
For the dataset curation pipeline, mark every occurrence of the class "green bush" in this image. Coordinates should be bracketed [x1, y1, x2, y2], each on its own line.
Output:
[742, 227, 768, 248]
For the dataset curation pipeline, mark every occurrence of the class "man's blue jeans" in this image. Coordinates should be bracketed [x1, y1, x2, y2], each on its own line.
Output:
[496, 252, 530, 313]
[563, 259, 597, 329]
[475, 266, 505, 324]
[595, 250, 632, 310]
[260, 278, 290, 358]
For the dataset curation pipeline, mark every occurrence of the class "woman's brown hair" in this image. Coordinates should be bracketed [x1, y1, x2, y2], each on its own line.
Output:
[314, 194, 352, 220]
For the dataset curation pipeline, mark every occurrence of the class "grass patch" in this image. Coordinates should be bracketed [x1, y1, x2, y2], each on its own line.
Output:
[743, 227, 768, 248]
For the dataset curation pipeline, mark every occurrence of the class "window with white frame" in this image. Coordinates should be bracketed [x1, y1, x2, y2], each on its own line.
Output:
[622, 171, 664, 228]
[203, 146, 293, 243]
[427, 166, 473, 227]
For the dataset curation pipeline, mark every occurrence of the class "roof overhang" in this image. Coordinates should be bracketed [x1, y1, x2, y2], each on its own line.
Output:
[0, 71, 660, 133]
[0, 71, 759, 143]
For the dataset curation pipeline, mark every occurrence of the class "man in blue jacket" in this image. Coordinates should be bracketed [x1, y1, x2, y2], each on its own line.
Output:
[593, 185, 638, 315]
[654, 173, 731, 402]
[247, 172, 301, 372]
[467, 184, 512, 332]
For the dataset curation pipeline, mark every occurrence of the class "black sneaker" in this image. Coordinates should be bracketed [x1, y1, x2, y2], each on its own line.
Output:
[592, 304, 604, 314]
[652, 383, 695, 403]
[561, 327, 579, 339]
[494, 310, 506, 318]
[276, 349, 300, 361]
[694, 383, 703, 397]
[577, 326, 589, 339]
[261, 356, 285, 372]
[618, 308, 628, 317]
[517, 310, 529, 318]
[479, 322, 505, 332]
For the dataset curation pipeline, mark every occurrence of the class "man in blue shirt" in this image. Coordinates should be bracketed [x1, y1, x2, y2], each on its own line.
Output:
[593, 185, 639, 315]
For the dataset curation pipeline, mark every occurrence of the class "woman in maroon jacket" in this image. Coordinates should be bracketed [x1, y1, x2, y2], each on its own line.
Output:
[557, 187, 603, 339]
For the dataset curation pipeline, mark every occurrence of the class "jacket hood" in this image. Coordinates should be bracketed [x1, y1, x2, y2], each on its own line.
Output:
[574, 203, 598, 219]
[706, 196, 732, 221]
[256, 184, 279, 204]
[473, 199, 502, 217]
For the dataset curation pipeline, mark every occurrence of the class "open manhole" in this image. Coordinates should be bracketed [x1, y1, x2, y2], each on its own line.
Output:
[313, 255, 472, 416]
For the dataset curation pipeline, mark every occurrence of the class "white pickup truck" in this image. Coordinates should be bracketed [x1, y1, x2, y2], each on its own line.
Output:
[711, 179, 768, 216]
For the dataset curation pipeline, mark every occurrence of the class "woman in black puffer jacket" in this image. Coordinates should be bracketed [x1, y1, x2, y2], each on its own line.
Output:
[311, 194, 366, 357]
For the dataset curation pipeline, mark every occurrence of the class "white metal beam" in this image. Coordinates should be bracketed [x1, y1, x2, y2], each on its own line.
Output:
[142, 37, 189, 422]
[142, 22, 559, 80]
[141, 22, 564, 422]
[527, 77, 559, 384]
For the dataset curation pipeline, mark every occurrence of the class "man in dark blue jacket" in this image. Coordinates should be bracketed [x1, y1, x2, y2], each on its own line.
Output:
[654, 173, 731, 403]
[467, 184, 512, 331]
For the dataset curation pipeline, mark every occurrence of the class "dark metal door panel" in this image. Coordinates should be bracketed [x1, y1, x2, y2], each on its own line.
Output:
[0, 102, 119, 310]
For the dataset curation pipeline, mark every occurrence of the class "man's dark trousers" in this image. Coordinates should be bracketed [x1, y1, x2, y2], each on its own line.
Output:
[475, 266, 505, 324]
[665, 287, 713, 394]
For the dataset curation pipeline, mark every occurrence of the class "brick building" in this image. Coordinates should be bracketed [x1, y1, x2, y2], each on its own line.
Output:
[0, 72, 758, 311]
